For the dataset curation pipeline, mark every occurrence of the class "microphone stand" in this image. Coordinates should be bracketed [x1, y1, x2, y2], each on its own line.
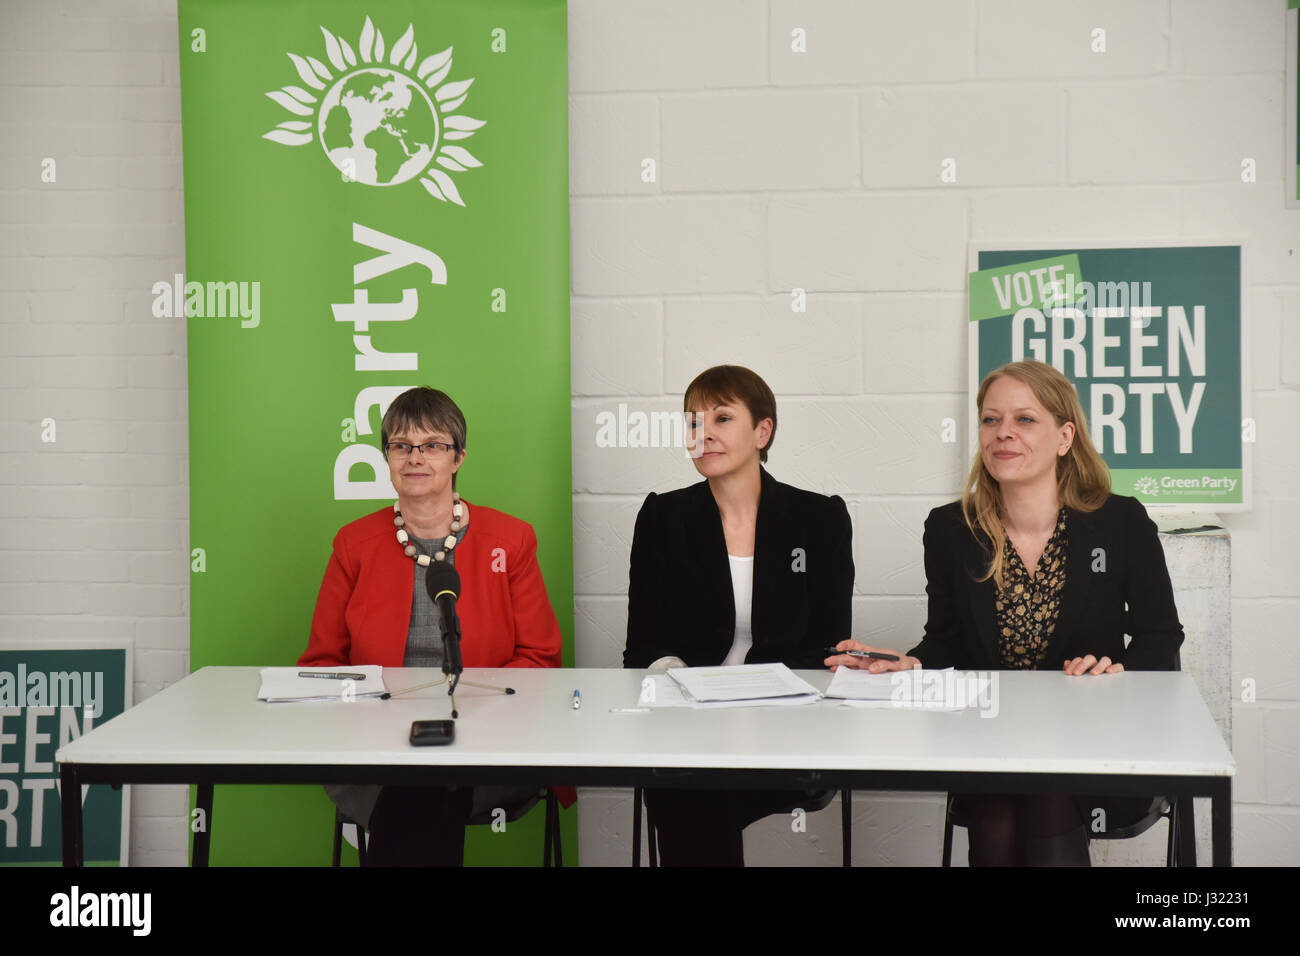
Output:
[437, 590, 514, 720]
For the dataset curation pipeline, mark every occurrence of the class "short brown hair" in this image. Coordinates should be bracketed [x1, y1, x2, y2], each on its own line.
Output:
[683, 365, 777, 463]
[381, 387, 467, 487]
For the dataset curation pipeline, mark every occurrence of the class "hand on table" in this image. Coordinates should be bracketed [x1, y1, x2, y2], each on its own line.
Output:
[1063, 654, 1124, 676]
[824, 640, 921, 674]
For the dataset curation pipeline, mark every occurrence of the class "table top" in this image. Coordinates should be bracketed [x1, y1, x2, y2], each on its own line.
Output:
[55, 667, 1234, 778]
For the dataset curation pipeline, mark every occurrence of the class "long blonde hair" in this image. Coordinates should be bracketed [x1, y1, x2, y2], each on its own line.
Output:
[961, 361, 1111, 589]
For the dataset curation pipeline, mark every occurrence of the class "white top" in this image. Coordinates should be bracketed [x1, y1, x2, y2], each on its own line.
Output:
[721, 554, 754, 666]
[56, 667, 1234, 778]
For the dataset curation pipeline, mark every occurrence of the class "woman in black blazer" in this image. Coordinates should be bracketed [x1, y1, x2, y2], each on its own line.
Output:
[625, 365, 854, 866]
[828, 360, 1183, 866]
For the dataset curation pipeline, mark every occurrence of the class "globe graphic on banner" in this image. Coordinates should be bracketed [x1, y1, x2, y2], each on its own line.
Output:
[318, 68, 439, 186]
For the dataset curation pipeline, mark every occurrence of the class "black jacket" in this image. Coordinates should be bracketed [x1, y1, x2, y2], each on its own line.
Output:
[910, 495, 1183, 671]
[623, 468, 854, 670]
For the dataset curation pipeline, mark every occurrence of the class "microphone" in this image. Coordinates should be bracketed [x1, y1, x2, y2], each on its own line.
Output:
[421, 560, 516, 718]
[425, 561, 463, 678]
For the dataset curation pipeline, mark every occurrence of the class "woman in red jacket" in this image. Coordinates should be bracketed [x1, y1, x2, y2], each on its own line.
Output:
[299, 386, 563, 866]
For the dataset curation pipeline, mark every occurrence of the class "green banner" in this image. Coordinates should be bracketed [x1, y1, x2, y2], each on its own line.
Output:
[971, 245, 1245, 509]
[0, 645, 130, 865]
[969, 254, 1085, 322]
[179, 0, 573, 865]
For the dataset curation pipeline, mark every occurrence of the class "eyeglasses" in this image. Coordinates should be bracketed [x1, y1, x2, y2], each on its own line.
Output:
[384, 441, 456, 458]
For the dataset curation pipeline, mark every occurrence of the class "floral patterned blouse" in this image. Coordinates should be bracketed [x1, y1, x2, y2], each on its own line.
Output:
[996, 508, 1068, 669]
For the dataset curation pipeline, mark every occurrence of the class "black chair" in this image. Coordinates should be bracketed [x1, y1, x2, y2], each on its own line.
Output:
[332, 787, 563, 866]
[942, 650, 1195, 867]
[632, 786, 854, 867]
[941, 792, 1193, 866]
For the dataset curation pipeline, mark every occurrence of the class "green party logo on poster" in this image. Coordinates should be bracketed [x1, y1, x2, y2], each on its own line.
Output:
[968, 244, 1248, 510]
[263, 16, 485, 206]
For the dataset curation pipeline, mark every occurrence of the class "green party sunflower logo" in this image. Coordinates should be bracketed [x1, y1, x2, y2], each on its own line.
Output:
[264, 16, 484, 206]
[1133, 476, 1160, 497]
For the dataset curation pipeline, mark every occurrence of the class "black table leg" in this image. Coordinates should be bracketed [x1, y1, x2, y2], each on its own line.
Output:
[841, 789, 851, 868]
[60, 763, 83, 867]
[1176, 794, 1197, 867]
[1211, 779, 1231, 867]
[632, 787, 642, 867]
[193, 783, 214, 867]
[543, 789, 554, 868]
[550, 794, 563, 868]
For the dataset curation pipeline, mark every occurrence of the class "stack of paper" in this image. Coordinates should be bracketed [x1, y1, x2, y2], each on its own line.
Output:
[824, 666, 993, 712]
[638, 664, 822, 709]
[258, 665, 387, 702]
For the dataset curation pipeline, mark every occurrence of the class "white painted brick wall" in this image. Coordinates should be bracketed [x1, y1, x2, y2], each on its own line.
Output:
[567, 0, 1297, 867]
[768, 0, 975, 85]
[1069, 77, 1282, 184]
[1, 0, 189, 866]
[663, 296, 861, 394]
[1170, 0, 1287, 75]
[571, 197, 765, 295]
[975, 0, 1169, 78]
[662, 91, 860, 191]
[2, 0, 1295, 868]
[860, 86, 1066, 188]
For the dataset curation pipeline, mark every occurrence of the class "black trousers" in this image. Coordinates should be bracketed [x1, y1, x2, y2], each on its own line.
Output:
[364, 786, 475, 867]
[644, 787, 812, 867]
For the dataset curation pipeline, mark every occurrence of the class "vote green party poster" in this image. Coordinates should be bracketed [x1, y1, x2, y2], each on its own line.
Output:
[968, 244, 1248, 510]
[0, 641, 131, 866]
[178, 0, 573, 864]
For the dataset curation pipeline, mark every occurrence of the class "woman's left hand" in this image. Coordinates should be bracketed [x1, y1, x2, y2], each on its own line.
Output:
[1063, 654, 1124, 676]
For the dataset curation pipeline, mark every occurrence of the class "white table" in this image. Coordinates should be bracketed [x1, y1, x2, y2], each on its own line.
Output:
[57, 666, 1235, 866]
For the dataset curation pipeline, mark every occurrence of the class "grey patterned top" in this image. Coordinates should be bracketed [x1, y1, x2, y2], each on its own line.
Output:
[402, 524, 468, 667]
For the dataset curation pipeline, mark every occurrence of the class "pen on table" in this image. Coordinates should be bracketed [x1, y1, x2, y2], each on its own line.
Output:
[571, 689, 581, 710]
[298, 671, 366, 680]
[821, 648, 900, 662]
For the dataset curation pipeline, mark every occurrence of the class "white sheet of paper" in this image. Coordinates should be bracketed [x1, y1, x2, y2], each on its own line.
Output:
[637, 673, 820, 709]
[824, 666, 900, 701]
[258, 665, 386, 702]
[666, 663, 821, 703]
[826, 667, 992, 712]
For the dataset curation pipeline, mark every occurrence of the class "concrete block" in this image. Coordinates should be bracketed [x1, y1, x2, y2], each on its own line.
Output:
[770, 0, 974, 84]
[572, 197, 764, 295]
[569, 95, 659, 196]
[664, 295, 861, 395]
[768, 194, 967, 293]
[571, 299, 663, 396]
[862, 86, 1065, 187]
[568, 0, 765, 92]
[663, 90, 859, 192]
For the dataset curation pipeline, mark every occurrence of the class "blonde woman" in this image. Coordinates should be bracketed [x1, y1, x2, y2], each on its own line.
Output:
[826, 360, 1183, 865]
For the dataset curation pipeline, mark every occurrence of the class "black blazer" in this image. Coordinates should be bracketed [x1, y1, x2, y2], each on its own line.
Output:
[910, 495, 1183, 671]
[624, 468, 854, 670]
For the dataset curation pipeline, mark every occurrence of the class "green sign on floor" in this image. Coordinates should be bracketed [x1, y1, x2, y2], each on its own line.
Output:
[0, 642, 131, 865]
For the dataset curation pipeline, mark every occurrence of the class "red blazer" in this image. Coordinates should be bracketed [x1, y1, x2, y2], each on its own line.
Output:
[300, 502, 563, 670]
